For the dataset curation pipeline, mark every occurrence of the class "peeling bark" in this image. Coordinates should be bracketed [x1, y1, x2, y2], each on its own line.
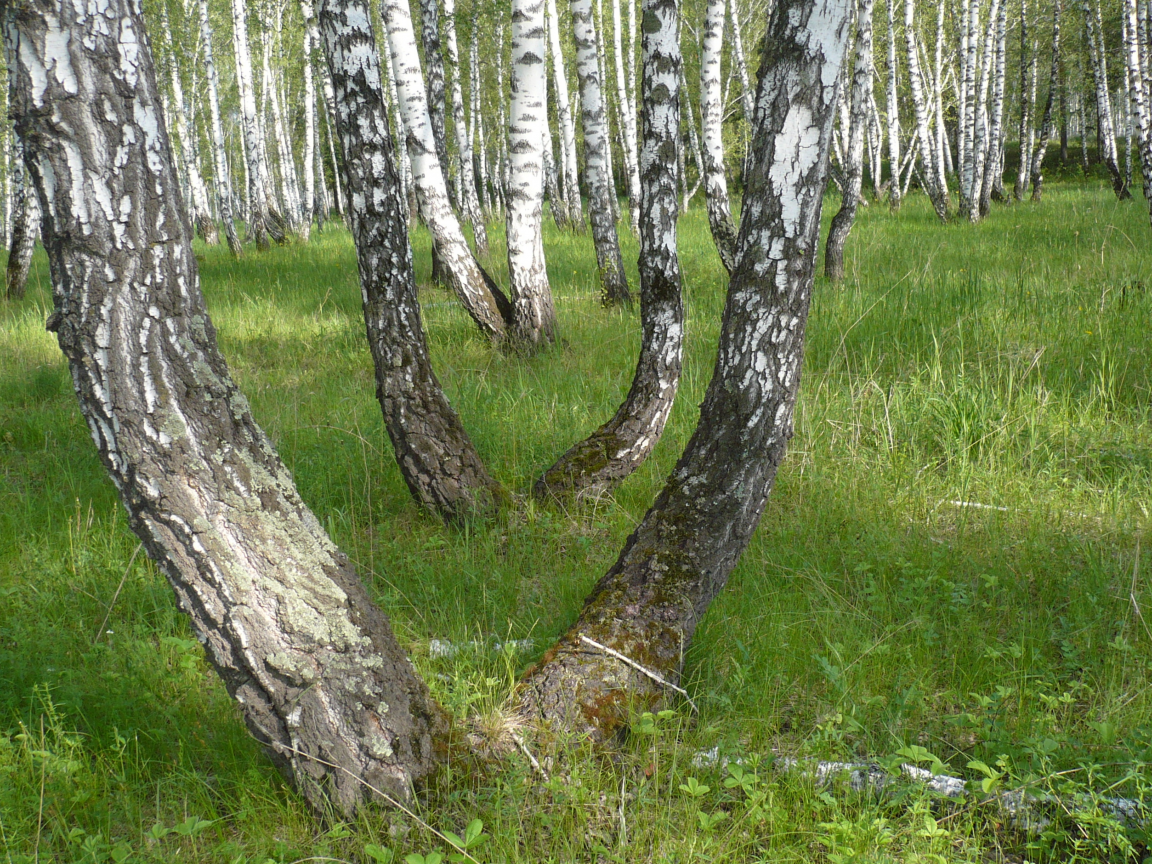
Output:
[533, 0, 683, 501]
[4, 0, 449, 815]
[825, 0, 874, 280]
[520, 0, 852, 742]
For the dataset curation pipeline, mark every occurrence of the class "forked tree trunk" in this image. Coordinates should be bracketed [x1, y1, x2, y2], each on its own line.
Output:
[1029, 0, 1062, 200]
[534, 0, 684, 501]
[380, 0, 513, 341]
[520, 0, 852, 742]
[4, 0, 449, 816]
[5, 146, 38, 301]
[572, 0, 631, 305]
[198, 0, 243, 255]
[507, 0, 558, 348]
[825, 0, 875, 280]
[700, 0, 738, 274]
[320, 0, 505, 517]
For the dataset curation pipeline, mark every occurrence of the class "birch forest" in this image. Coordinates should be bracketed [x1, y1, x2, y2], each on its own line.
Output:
[4, 0, 1152, 858]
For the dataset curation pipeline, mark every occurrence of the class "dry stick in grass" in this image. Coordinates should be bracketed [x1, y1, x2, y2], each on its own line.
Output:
[1130, 538, 1152, 643]
[94, 543, 142, 644]
[577, 635, 700, 714]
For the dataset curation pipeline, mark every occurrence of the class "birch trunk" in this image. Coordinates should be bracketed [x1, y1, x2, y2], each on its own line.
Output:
[700, 0, 738, 273]
[885, 0, 901, 209]
[1029, 0, 1062, 200]
[5, 144, 37, 301]
[231, 0, 284, 246]
[967, 0, 998, 220]
[381, 29, 414, 218]
[904, 0, 948, 220]
[572, 0, 632, 304]
[1123, 0, 1152, 224]
[197, 0, 242, 255]
[380, 0, 513, 341]
[611, 0, 641, 233]
[826, 0, 875, 280]
[727, 0, 755, 181]
[978, 0, 1006, 216]
[442, 0, 489, 255]
[5, 0, 450, 815]
[263, 3, 303, 235]
[547, 0, 584, 227]
[507, 0, 558, 347]
[959, 0, 981, 216]
[521, 0, 852, 742]
[300, 0, 319, 236]
[418, 0, 455, 211]
[535, 0, 683, 500]
[1083, 0, 1129, 198]
[1014, 0, 1033, 200]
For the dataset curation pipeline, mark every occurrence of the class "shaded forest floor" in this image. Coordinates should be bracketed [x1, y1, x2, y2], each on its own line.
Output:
[2, 179, 1152, 862]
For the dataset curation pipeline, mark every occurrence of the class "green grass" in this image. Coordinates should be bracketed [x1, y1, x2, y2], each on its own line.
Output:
[2, 178, 1152, 863]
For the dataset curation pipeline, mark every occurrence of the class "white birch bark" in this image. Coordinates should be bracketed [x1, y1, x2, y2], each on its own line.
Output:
[1124, 0, 1152, 223]
[904, 0, 948, 220]
[380, 29, 413, 218]
[1083, 0, 1129, 197]
[612, 0, 641, 233]
[299, 0, 319, 237]
[967, 0, 998, 220]
[263, 2, 303, 233]
[380, 0, 513, 340]
[547, 0, 584, 226]
[978, 0, 1007, 214]
[701, 0, 738, 273]
[727, 0, 755, 180]
[443, 0, 489, 255]
[1028, 0, 1061, 200]
[959, 0, 981, 214]
[507, 0, 557, 346]
[885, 0, 901, 208]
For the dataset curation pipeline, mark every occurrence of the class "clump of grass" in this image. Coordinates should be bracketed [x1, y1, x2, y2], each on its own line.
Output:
[1, 180, 1150, 862]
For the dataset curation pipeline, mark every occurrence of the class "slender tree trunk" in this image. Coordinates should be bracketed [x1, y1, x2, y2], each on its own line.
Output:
[535, 0, 684, 501]
[680, 66, 706, 209]
[728, 0, 755, 182]
[197, 0, 243, 255]
[959, 0, 982, 216]
[318, 0, 505, 517]
[700, 0, 738, 273]
[572, 0, 632, 304]
[418, 0, 455, 211]
[443, 0, 490, 255]
[885, 0, 901, 209]
[1083, 0, 1129, 197]
[1014, 0, 1034, 200]
[507, 0, 558, 347]
[231, 0, 284, 246]
[5, 0, 451, 816]
[521, 0, 853, 741]
[978, 0, 1006, 216]
[547, 0, 585, 228]
[1029, 0, 1062, 200]
[904, 0, 948, 220]
[967, 0, 998, 220]
[932, 2, 947, 192]
[380, 0, 514, 341]
[1123, 0, 1152, 224]
[611, 0, 641, 233]
[826, 0, 875, 280]
[263, 3, 303, 234]
[5, 143, 37, 301]
[300, 0, 320, 236]
[381, 27, 414, 219]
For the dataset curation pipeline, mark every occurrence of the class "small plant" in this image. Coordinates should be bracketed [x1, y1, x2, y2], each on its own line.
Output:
[442, 818, 487, 862]
[364, 844, 394, 863]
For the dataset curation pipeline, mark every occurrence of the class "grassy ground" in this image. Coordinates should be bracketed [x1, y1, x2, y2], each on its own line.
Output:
[2, 178, 1151, 863]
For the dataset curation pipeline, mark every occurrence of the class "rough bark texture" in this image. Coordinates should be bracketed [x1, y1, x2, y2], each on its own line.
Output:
[507, 0, 558, 348]
[520, 0, 852, 742]
[572, 0, 631, 305]
[700, 0, 738, 274]
[534, 0, 684, 501]
[380, 0, 513, 341]
[4, 0, 449, 815]
[320, 0, 505, 518]
[825, 0, 874, 280]
[5, 146, 38, 301]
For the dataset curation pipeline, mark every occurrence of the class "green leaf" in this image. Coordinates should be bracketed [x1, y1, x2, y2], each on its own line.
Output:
[364, 844, 393, 863]
[464, 818, 484, 847]
[145, 823, 170, 842]
[679, 777, 710, 798]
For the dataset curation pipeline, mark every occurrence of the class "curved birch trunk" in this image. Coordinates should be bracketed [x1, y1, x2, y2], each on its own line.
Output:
[5, 0, 449, 816]
[5, 147, 38, 301]
[197, 0, 243, 256]
[572, 0, 631, 305]
[700, 0, 738, 274]
[442, 0, 489, 256]
[380, 0, 513, 342]
[507, 0, 558, 348]
[534, 0, 683, 501]
[1029, 0, 1061, 200]
[231, 0, 284, 246]
[320, 0, 504, 517]
[825, 0, 875, 280]
[520, 0, 852, 742]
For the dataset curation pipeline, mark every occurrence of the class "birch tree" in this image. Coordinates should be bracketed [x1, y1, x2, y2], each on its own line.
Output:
[885, 0, 901, 209]
[700, 0, 738, 274]
[1082, 0, 1129, 198]
[904, 0, 948, 220]
[825, 0, 875, 280]
[571, 0, 632, 304]
[442, 0, 489, 255]
[506, 0, 558, 346]
[534, 0, 684, 499]
[4, 0, 449, 816]
[380, 0, 514, 341]
[4, 146, 37, 301]
[611, 0, 641, 233]
[1029, 0, 1061, 199]
[546, 0, 584, 227]
[199, 0, 243, 254]
[522, 0, 853, 740]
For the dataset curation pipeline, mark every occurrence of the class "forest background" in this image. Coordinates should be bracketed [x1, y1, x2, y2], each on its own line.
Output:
[2, 0, 1152, 861]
